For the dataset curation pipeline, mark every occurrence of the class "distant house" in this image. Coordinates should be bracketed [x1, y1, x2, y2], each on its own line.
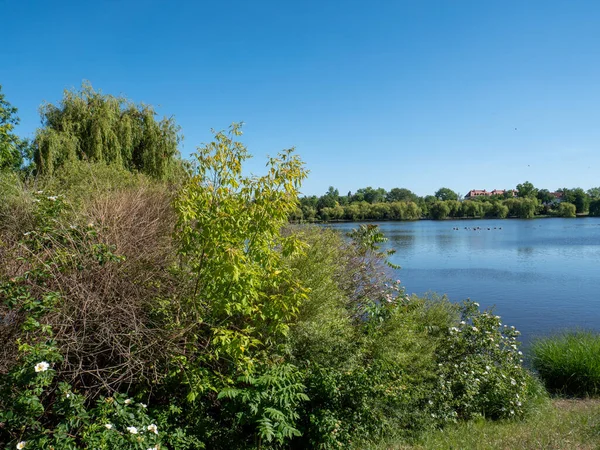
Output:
[465, 189, 516, 199]
[465, 189, 489, 198]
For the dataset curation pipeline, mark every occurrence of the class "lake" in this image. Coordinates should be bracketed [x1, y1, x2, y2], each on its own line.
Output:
[326, 218, 600, 344]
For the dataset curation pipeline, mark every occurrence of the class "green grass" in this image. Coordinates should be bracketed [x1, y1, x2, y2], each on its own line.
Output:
[531, 331, 600, 396]
[364, 399, 600, 450]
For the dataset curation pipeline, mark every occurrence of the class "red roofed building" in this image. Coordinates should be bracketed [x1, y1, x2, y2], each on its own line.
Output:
[465, 189, 516, 199]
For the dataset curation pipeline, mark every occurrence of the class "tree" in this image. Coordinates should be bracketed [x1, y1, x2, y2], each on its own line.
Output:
[316, 186, 339, 210]
[386, 187, 417, 203]
[462, 200, 483, 218]
[34, 82, 181, 178]
[556, 202, 576, 218]
[571, 188, 589, 214]
[429, 201, 451, 220]
[434, 187, 459, 201]
[590, 199, 600, 217]
[516, 181, 538, 199]
[354, 186, 386, 204]
[587, 187, 600, 199]
[0, 85, 27, 171]
[537, 189, 553, 204]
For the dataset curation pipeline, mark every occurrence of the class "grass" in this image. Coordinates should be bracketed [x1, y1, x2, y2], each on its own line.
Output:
[365, 399, 600, 450]
[531, 331, 600, 396]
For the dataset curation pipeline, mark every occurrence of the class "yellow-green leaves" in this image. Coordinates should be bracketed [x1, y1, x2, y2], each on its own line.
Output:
[174, 123, 308, 386]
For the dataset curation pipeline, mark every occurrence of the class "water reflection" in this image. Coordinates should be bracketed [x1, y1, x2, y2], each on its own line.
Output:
[325, 218, 600, 342]
[387, 232, 415, 251]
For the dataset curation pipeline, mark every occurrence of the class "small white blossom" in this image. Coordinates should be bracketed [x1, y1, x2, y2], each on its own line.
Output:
[140, 402, 147, 408]
[486, 365, 491, 371]
[472, 326, 479, 332]
[127, 426, 138, 434]
[147, 424, 158, 435]
[518, 351, 523, 355]
[47, 196, 58, 201]
[105, 423, 113, 430]
[474, 302, 479, 307]
[17, 442, 26, 449]
[34, 361, 49, 372]
[510, 378, 517, 386]
[124, 398, 133, 405]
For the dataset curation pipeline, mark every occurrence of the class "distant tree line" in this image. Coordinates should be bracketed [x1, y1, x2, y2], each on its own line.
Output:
[295, 182, 600, 222]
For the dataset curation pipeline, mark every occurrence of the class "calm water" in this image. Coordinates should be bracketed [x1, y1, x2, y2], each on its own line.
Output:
[327, 218, 600, 344]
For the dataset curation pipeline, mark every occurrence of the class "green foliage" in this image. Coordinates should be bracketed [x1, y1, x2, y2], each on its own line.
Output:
[34, 82, 182, 179]
[218, 364, 309, 446]
[429, 201, 451, 220]
[555, 202, 576, 218]
[590, 199, 600, 217]
[0, 85, 28, 171]
[434, 187, 459, 201]
[432, 300, 541, 421]
[531, 331, 600, 397]
[516, 181, 538, 199]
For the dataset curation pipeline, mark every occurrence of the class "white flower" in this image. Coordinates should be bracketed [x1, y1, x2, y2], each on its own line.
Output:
[66, 393, 71, 398]
[485, 365, 491, 371]
[47, 196, 58, 201]
[474, 302, 479, 307]
[34, 361, 50, 372]
[127, 426, 138, 434]
[147, 423, 158, 434]
[472, 326, 479, 332]
[510, 409, 515, 415]
[510, 378, 517, 386]
[17, 442, 26, 449]
[124, 398, 133, 405]
[518, 351, 523, 355]
[36, 190, 44, 194]
[147, 446, 159, 450]
[517, 401, 522, 406]
[105, 423, 113, 430]
[139, 403, 147, 408]
[460, 321, 466, 325]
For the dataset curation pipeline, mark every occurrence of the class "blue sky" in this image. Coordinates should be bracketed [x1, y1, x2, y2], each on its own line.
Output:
[2, 0, 599, 196]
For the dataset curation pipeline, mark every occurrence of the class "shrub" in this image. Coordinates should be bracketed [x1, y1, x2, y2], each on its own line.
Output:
[531, 331, 600, 396]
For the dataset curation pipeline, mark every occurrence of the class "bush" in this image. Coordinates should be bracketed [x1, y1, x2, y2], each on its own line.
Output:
[0, 124, 549, 449]
[531, 331, 600, 396]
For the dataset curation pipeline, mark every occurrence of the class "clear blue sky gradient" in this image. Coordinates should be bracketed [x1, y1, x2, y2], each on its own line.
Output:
[2, 0, 599, 196]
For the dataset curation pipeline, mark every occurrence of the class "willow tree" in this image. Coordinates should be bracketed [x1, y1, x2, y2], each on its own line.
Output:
[34, 82, 181, 179]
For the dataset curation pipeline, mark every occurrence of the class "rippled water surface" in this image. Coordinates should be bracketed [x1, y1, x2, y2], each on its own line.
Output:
[327, 218, 600, 343]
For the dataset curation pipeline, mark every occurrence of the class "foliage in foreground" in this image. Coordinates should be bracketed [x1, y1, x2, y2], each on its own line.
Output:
[531, 331, 600, 397]
[0, 126, 545, 449]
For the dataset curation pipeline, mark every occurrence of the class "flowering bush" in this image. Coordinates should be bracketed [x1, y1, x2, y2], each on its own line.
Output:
[430, 300, 542, 422]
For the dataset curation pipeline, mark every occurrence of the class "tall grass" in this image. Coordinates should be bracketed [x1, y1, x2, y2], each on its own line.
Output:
[531, 330, 600, 396]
